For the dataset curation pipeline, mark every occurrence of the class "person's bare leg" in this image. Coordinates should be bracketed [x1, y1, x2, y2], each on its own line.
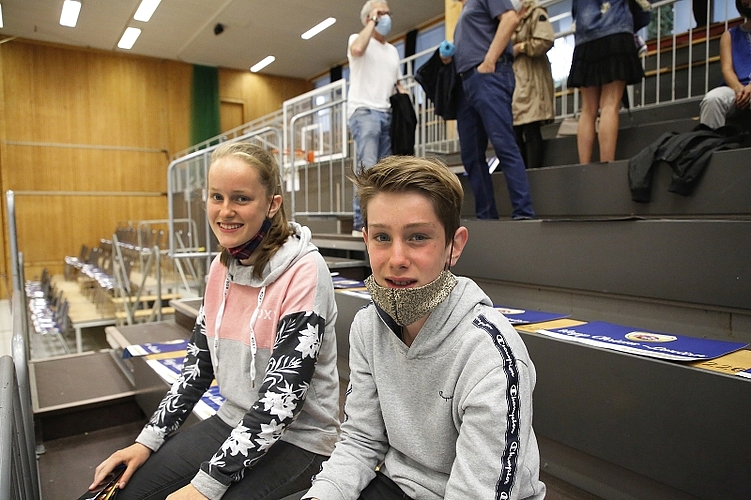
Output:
[577, 86, 601, 164]
[597, 80, 627, 162]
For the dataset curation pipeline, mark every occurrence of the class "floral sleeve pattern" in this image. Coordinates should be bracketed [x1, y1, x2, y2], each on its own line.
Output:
[143, 306, 215, 442]
[200, 310, 325, 485]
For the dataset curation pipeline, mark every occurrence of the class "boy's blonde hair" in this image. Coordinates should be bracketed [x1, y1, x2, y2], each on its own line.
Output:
[352, 155, 464, 245]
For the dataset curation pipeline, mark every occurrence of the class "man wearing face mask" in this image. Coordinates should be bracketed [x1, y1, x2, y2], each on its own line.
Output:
[304, 156, 545, 500]
[699, 0, 751, 130]
[347, 0, 402, 237]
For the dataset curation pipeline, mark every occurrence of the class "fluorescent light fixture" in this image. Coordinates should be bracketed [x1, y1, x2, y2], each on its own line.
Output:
[134, 0, 162, 22]
[60, 0, 82, 28]
[118, 27, 141, 49]
[0, 4, 4, 29]
[301, 17, 336, 40]
[250, 56, 275, 73]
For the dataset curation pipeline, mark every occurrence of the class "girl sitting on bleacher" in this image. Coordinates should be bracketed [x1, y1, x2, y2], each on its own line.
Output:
[89, 142, 341, 500]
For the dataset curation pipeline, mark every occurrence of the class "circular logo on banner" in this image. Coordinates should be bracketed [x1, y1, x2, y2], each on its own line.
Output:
[624, 331, 678, 343]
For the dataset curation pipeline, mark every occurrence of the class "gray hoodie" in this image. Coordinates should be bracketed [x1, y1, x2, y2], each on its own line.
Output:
[305, 276, 545, 500]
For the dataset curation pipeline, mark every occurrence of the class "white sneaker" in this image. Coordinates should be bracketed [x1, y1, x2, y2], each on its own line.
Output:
[488, 156, 500, 174]
[635, 34, 647, 55]
[351, 230, 363, 238]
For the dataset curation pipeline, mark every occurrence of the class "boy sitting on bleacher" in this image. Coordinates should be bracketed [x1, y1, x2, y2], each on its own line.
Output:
[304, 156, 545, 500]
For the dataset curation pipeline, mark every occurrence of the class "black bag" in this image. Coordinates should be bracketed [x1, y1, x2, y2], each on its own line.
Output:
[629, 0, 652, 31]
[389, 92, 417, 155]
[77, 464, 125, 500]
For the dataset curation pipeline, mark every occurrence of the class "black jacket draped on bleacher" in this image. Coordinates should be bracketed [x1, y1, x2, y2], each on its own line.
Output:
[628, 127, 742, 203]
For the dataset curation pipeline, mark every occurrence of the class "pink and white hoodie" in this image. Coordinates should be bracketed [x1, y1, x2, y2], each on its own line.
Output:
[136, 222, 340, 499]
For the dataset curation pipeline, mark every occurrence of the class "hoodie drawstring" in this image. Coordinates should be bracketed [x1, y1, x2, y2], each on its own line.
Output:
[213, 276, 265, 388]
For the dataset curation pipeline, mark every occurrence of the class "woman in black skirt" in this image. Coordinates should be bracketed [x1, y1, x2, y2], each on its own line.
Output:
[567, 0, 645, 163]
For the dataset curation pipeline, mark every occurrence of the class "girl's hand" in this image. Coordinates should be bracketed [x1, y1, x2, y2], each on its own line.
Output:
[90, 442, 151, 491]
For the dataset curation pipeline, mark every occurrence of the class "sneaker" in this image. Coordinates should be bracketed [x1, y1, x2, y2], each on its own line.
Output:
[487, 156, 500, 174]
[351, 229, 363, 238]
[634, 34, 647, 56]
[512, 215, 534, 220]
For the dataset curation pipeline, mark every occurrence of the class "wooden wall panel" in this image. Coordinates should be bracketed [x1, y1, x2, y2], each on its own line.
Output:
[3, 45, 171, 149]
[0, 40, 186, 296]
[219, 69, 311, 122]
[12, 194, 167, 279]
[221, 101, 245, 133]
[165, 60, 193, 157]
[3, 147, 169, 192]
[0, 38, 310, 298]
[0, 44, 7, 299]
[444, 0, 462, 41]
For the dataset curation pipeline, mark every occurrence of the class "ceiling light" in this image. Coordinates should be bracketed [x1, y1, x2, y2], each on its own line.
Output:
[0, 4, 4, 29]
[250, 56, 275, 73]
[118, 27, 141, 49]
[133, 0, 161, 22]
[301, 17, 336, 40]
[60, 0, 82, 28]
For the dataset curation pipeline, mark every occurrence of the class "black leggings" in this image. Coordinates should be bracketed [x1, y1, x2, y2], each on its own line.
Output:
[117, 415, 326, 500]
[514, 121, 544, 169]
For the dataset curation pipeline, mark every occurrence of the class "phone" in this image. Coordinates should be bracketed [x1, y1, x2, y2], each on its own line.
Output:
[77, 464, 126, 500]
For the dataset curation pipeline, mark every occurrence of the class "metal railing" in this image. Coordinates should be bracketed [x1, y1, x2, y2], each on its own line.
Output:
[285, 80, 349, 218]
[172, 110, 284, 161]
[0, 293, 42, 500]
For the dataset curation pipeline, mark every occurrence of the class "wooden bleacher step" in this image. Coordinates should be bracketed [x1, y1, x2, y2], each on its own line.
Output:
[110, 293, 182, 304]
[30, 351, 143, 441]
[115, 307, 176, 320]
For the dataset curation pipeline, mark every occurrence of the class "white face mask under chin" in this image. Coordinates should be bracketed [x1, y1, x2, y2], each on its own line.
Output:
[365, 270, 457, 327]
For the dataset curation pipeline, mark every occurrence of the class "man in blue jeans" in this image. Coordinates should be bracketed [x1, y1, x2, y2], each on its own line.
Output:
[347, 0, 402, 235]
[454, 0, 535, 220]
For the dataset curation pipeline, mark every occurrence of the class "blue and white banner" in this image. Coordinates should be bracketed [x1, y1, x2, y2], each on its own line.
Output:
[331, 276, 366, 289]
[537, 321, 748, 361]
[145, 354, 225, 420]
[494, 306, 569, 325]
[124, 339, 189, 358]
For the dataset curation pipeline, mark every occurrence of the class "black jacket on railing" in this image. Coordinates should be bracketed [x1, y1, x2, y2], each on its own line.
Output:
[415, 48, 460, 121]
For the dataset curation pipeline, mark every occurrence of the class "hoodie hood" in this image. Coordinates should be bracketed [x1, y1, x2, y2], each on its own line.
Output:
[227, 221, 316, 287]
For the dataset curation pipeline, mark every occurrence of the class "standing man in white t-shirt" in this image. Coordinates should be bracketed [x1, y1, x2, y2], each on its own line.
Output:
[347, 0, 402, 236]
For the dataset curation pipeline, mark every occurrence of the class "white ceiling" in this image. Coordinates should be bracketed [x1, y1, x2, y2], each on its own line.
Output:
[0, 0, 446, 80]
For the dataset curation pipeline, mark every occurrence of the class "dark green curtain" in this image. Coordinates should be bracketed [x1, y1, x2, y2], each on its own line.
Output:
[190, 65, 221, 146]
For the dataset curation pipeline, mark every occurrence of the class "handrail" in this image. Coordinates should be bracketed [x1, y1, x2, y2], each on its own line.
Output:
[12, 289, 41, 500]
[0, 356, 13, 500]
[0, 291, 41, 500]
[6, 191, 22, 294]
